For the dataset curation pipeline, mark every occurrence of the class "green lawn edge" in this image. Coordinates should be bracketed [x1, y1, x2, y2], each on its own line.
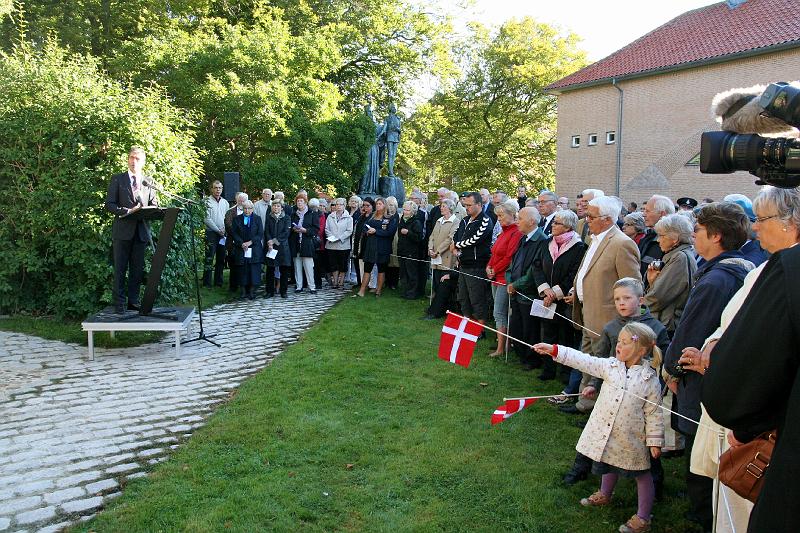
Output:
[70, 292, 698, 533]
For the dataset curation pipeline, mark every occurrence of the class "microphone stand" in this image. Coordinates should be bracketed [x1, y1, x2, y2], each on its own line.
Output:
[147, 178, 220, 348]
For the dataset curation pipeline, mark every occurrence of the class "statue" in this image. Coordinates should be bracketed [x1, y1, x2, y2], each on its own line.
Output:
[383, 103, 401, 177]
[358, 104, 384, 196]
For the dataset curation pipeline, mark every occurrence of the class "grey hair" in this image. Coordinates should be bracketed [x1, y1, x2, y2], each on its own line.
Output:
[385, 196, 398, 214]
[437, 187, 449, 194]
[411, 191, 426, 201]
[440, 198, 455, 212]
[318, 198, 328, 208]
[403, 200, 419, 215]
[520, 206, 541, 224]
[589, 196, 621, 220]
[623, 212, 646, 233]
[274, 191, 285, 201]
[236, 192, 249, 202]
[242, 200, 254, 209]
[753, 186, 800, 229]
[538, 190, 558, 202]
[654, 213, 694, 244]
[349, 195, 362, 207]
[555, 209, 579, 230]
[613, 277, 644, 298]
[582, 188, 605, 199]
[649, 194, 676, 215]
[495, 199, 519, 219]
[308, 198, 320, 209]
[334, 197, 346, 206]
[449, 191, 459, 203]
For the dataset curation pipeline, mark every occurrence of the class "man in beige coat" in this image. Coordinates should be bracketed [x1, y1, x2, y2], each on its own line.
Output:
[566, 195, 641, 414]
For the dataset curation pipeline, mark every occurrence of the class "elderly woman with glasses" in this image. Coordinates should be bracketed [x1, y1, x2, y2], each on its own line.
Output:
[622, 212, 647, 245]
[231, 199, 264, 300]
[643, 213, 697, 336]
[325, 198, 353, 289]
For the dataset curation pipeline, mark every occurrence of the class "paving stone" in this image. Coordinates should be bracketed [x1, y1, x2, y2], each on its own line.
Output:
[85, 478, 118, 494]
[16, 506, 57, 525]
[0, 517, 9, 531]
[44, 487, 86, 505]
[35, 521, 72, 533]
[106, 463, 140, 474]
[0, 495, 42, 515]
[60, 496, 103, 514]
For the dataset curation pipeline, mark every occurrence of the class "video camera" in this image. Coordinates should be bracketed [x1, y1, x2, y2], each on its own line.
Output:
[700, 82, 800, 188]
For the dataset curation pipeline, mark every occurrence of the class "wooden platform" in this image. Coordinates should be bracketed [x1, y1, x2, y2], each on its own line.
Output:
[81, 307, 195, 360]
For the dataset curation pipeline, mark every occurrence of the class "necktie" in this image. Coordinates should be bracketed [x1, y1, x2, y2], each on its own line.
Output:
[538, 217, 546, 228]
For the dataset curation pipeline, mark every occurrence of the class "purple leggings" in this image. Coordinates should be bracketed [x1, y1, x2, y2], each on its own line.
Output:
[600, 471, 655, 520]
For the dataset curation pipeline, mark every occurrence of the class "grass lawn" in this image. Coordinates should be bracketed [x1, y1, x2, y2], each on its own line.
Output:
[0, 273, 238, 348]
[72, 290, 699, 533]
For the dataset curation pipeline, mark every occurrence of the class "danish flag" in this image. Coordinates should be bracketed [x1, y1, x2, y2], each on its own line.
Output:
[490, 397, 540, 425]
[438, 312, 484, 368]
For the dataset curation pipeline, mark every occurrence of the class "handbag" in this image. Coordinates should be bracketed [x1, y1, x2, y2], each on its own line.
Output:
[718, 430, 777, 503]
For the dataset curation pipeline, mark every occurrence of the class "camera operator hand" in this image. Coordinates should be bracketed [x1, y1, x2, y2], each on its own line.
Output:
[677, 346, 709, 375]
[646, 263, 661, 286]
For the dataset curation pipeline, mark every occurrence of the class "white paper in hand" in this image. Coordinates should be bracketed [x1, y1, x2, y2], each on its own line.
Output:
[219, 237, 226, 246]
[530, 299, 556, 319]
[266, 249, 278, 259]
[327, 235, 338, 242]
[430, 256, 443, 265]
[244, 248, 252, 259]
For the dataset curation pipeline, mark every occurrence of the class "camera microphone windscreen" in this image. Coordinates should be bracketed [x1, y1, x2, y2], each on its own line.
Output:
[711, 82, 799, 136]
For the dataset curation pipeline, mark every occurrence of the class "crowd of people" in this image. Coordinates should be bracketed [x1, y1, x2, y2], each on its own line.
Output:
[203, 181, 798, 533]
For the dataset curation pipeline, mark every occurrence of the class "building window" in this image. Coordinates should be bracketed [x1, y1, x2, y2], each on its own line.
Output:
[588, 133, 598, 146]
[571, 135, 580, 148]
[606, 131, 616, 144]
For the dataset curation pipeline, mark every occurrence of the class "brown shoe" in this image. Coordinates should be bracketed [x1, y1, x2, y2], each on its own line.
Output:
[580, 490, 611, 507]
[618, 514, 651, 533]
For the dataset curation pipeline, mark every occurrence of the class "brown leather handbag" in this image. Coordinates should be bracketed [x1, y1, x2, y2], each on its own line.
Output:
[718, 430, 777, 503]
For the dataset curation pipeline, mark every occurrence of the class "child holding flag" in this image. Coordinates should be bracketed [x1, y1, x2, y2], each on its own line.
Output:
[534, 322, 663, 533]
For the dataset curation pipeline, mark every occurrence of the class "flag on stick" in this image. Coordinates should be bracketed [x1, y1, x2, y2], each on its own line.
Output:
[438, 313, 484, 368]
[490, 397, 540, 425]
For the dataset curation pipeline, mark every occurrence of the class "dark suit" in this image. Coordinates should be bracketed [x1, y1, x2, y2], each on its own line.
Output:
[482, 202, 497, 225]
[231, 214, 264, 294]
[224, 206, 241, 290]
[105, 171, 158, 309]
[505, 229, 548, 367]
[538, 213, 556, 237]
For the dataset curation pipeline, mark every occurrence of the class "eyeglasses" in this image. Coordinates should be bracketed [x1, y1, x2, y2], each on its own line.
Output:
[622, 222, 635, 227]
[551, 221, 565, 226]
[586, 214, 607, 221]
[754, 214, 779, 223]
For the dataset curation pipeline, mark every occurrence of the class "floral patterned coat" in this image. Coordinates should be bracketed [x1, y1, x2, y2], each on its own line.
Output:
[555, 346, 664, 471]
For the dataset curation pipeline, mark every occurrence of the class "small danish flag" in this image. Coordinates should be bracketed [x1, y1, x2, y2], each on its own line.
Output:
[490, 397, 540, 425]
[438, 312, 484, 368]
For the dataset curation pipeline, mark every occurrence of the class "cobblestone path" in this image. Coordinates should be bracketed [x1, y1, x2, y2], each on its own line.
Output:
[0, 290, 344, 532]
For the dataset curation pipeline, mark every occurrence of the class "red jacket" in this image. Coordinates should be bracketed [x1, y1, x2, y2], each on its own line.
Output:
[487, 223, 523, 285]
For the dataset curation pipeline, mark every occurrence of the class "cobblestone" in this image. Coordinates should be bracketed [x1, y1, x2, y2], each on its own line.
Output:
[0, 290, 343, 531]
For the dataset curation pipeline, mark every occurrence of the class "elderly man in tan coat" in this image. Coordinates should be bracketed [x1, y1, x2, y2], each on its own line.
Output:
[566, 195, 641, 413]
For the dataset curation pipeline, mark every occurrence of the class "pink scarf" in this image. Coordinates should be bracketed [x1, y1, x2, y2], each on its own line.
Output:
[550, 230, 576, 261]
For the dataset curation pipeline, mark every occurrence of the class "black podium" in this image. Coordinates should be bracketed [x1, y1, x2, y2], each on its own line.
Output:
[123, 206, 181, 315]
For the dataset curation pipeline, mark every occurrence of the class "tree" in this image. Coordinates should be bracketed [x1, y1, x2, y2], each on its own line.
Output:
[0, 43, 202, 317]
[403, 18, 588, 193]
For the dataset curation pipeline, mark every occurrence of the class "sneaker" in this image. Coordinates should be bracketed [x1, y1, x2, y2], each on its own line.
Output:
[294, 288, 303, 294]
[580, 491, 611, 507]
[547, 391, 571, 405]
[619, 514, 651, 533]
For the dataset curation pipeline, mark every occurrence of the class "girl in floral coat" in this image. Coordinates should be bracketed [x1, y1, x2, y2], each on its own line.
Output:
[535, 322, 664, 533]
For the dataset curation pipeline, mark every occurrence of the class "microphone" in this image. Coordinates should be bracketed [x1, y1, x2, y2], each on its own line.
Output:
[711, 82, 800, 136]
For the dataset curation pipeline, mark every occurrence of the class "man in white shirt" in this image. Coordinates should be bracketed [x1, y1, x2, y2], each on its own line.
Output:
[203, 181, 229, 287]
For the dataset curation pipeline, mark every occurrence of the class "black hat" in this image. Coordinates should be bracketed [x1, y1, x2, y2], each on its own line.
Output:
[676, 197, 698, 209]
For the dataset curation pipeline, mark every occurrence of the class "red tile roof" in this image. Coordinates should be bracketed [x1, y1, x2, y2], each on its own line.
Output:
[547, 0, 800, 92]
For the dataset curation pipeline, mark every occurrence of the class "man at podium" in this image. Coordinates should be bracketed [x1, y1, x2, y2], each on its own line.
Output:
[105, 146, 159, 313]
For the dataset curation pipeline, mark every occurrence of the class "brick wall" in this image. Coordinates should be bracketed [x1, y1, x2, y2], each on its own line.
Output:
[553, 47, 800, 205]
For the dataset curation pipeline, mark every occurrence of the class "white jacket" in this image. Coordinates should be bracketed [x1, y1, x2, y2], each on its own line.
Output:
[325, 210, 354, 250]
[205, 196, 229, 234]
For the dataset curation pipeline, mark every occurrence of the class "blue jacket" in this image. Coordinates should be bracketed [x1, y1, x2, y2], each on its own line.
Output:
[664, 250, 755, 434]
[740, 238, 769, 266]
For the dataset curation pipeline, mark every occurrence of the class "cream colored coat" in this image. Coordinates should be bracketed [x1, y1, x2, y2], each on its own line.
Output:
[573, 225, 641, 336]
[556, 346, 664, 471]
[428, 215, 458, 270]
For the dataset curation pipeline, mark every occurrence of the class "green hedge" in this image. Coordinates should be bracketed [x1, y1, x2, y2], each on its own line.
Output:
[0, 43, 202, 317]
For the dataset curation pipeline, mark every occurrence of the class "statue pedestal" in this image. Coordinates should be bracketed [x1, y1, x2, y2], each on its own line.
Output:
[379, 176, 405, 205]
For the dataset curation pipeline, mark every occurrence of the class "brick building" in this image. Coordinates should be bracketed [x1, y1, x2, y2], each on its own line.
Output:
[546, 0, 800, 206]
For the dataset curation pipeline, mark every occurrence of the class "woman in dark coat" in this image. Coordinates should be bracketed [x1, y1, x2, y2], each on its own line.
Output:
[355, 197, 397, 297]
[264, 200, 291, 298]
[397, 200, 423, 299]
[231, 200, 264, 300]
[288, 195, 320, 293]
[350, 198, 373, 288]
[532, 209, 586, 381]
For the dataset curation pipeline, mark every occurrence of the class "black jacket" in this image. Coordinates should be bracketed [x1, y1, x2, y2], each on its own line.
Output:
[453, 213, 492, 268]
[664, 250, 755, 435]
[533, 236, 586, 314]
[264, 213, 291, 267]
[426, 204, 442, 241]
[105, 172, 158, 241]
[289, 209, 320, 258]
[231, 214, 264, 265]
[397, 216, 423, 258]
[703, 247, 800, 533]
[638, 228, 663, 281]
[362, 215, 398, 264]
[505, 228, 548, 306]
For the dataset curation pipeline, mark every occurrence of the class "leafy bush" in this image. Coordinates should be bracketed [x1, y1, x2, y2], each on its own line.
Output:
[0, 43, 202, 317]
